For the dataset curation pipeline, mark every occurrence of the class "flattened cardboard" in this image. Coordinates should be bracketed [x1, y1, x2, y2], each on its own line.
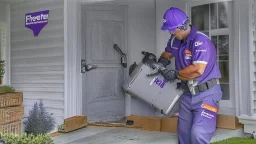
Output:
[88, 122, 126, 127]
[126, 115, 161, 131]
[216, 114, 243, 130]
[59, 115, 88, 133]
[160, 117, 178, 133]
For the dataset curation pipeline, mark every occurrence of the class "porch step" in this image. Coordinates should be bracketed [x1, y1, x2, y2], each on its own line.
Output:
[53, 126, 245, 144]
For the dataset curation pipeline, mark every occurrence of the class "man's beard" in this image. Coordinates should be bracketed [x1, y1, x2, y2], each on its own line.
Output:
[173, 35, 182, 40]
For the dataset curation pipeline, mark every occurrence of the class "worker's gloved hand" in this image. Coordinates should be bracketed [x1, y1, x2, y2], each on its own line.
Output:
[142, 52, 157, 65]
[158, 57, 171, 68]
[160, 69, 178, 82]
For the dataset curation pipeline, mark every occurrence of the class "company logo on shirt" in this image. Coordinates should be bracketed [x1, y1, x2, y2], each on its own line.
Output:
[196, 49, 207, 52]
[201, 110, 215, 119]
[185, 49, 192, 60]
[195, 41, 203, 47]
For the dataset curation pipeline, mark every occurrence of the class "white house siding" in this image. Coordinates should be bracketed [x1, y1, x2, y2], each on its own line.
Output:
[10, 0, 64, 128]
[252, 0, 256, 116]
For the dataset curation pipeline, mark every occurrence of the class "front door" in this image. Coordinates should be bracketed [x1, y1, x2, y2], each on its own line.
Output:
[81, 5, 127, 122]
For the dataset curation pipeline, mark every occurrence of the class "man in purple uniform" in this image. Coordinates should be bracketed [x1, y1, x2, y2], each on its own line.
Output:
[158, 7, 223, 144]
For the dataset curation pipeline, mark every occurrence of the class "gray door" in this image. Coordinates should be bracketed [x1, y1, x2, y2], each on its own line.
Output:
[81, 5, 127, 122]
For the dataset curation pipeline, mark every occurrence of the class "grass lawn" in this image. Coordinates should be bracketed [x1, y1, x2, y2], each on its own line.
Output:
[211, 137, 256, 144]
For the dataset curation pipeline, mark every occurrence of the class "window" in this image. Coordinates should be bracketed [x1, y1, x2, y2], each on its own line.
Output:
[190, 1, 233, 101]
[0, 24, 5, 60]
[0, 27, 4, 60]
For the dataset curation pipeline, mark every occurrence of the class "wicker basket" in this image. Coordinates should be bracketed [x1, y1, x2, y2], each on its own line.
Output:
[0, 105, 24, 125]
[0, 121, 21, 135]
[0, 92, 23, 108]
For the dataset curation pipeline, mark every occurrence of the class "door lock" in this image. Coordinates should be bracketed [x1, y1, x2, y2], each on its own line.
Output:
[81, 59, 97, 73]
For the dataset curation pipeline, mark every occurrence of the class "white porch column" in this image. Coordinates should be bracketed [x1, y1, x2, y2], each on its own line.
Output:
[64, 0, 83, 118]
[236, 0, 256, 134]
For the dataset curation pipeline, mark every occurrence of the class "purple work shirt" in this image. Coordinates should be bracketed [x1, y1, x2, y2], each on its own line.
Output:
[165, 25, 221, 84]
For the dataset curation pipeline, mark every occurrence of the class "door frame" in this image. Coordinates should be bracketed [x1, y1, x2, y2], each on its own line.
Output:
[0, 4, 10, 86]
[186, 0, 237, 115]
[81, 4, 128, 118]
[64, 0, 129, 119]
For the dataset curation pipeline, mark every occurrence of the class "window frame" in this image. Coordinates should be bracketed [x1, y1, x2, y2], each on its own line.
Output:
[0, 21, 10, 85]
[186, 0, 235, 110]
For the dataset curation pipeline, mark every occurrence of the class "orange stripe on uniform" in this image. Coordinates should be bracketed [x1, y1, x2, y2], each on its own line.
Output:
[201, 103, 217, 113]
[185, 50, 192, 55]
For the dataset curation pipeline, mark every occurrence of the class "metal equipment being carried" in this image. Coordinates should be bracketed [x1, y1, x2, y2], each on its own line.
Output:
[122, 51, 184, 115]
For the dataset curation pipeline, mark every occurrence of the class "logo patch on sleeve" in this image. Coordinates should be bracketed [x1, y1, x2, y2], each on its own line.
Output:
[195, 41, 203, 47]
[201, 103, 217, 113]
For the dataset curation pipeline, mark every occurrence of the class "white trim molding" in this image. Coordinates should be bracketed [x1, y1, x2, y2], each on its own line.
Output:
[0, 3, 10, 85]
[64, 0, 83, 118]
[0, 23, 7, 82]
[6, 4, 10, 85]
[238, 115, 256, 134]
[186, 0, 236, 115]
[237, 0, 256, 135]
[234, 0, 253, 116]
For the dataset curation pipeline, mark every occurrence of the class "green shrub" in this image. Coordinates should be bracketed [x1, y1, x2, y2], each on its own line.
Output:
[0, 85, 15, 93]
[23, 100, 56, 135]
[0, 133, 54, 144]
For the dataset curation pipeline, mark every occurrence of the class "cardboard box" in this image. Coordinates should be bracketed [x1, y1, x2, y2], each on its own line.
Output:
[58, 115, 88, 133]
[126, 115, 161, 131]
[216, 114, 243, 130]
[160, 117, 178, 133]
[88, 122, 126, 127]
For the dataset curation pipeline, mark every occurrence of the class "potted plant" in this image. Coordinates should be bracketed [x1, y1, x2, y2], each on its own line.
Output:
[0, 60, 5, 84]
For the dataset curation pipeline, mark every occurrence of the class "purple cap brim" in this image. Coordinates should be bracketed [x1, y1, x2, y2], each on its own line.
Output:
[161, 23, 168, 31]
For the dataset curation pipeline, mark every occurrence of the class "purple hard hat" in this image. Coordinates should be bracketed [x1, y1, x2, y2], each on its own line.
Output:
[161, 7, 189, 33]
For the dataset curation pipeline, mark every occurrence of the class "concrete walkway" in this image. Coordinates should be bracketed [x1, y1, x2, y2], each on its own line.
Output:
[53, 126, 245, 144]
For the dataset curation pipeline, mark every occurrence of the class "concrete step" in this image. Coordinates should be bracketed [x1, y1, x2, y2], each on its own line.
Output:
[53, 126, 245, 144]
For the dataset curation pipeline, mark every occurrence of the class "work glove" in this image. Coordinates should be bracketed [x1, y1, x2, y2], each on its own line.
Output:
[158, 57, 171, 67]
[160, 69, 178, 83]
[142, 52, 157, 65]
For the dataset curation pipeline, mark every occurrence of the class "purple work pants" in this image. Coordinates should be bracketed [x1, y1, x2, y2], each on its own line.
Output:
[178, 84, 222, 144]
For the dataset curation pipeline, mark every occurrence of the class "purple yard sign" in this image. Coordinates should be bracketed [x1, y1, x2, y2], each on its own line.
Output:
[25, 10, 49, 36]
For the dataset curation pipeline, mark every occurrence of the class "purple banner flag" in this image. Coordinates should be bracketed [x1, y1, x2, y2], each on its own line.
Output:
[25, 10, 49, 36]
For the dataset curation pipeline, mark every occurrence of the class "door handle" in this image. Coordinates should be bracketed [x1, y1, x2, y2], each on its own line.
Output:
[81, 59, 97, 73]
[113, 44, 127, 68]
[86, 64, 97, 71]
